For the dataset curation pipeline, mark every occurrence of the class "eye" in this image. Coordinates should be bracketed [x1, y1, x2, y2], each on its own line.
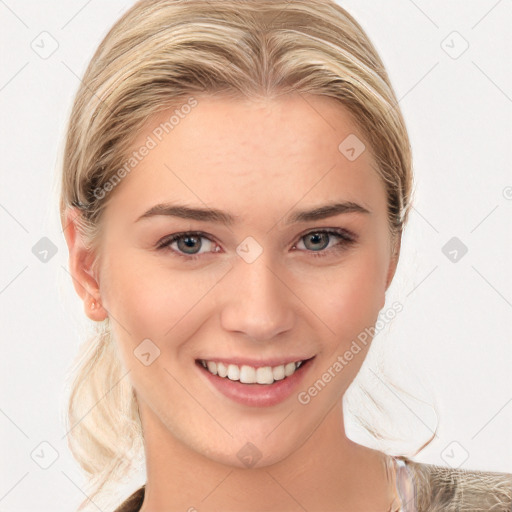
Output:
[156, 228, 356, 261]
[156, 231, 220, 260]
[293, 228, 356, 257]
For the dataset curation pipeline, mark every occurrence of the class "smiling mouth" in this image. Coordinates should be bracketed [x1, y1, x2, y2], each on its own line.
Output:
[195, 357, 315, 385]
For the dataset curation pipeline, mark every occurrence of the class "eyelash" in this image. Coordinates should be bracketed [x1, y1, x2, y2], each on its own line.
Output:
[156, 228, 357, 261]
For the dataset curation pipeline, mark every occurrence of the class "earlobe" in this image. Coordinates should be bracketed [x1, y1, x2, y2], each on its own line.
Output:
[62, 206, 107, 322]
[88, 296, 106, 322]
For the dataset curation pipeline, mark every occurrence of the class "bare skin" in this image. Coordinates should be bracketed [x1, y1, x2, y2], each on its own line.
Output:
[64, 92, 401, 511]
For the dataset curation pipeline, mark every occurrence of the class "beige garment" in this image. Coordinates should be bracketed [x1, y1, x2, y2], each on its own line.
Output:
[389, 455, 512, 512]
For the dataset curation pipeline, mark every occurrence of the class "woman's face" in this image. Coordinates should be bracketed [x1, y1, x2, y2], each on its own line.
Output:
[81, 93, 398, 467]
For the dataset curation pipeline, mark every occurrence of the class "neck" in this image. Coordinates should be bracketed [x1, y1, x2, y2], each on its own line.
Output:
[138, 401, 397, 511]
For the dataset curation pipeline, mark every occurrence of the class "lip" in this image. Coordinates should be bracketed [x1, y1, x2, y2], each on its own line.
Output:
[196, 356, 315, 407]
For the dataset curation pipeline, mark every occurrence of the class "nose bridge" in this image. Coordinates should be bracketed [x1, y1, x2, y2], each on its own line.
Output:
[220, 247, 295, 341]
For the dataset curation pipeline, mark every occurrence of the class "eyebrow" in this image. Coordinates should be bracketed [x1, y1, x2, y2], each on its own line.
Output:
[135, 200, 371, 225]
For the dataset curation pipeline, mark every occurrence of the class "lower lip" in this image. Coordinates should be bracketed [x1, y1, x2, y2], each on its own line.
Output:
[196, 358, 314, 407]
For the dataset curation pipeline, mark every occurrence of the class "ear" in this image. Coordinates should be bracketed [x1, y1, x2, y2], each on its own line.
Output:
[385, 234, 401, 292]
[62, 206, 107, 322]
[379, 236, 400, 311]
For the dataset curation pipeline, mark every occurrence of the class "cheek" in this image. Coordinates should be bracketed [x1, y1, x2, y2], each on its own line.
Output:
[295, 253, 386, 403]
[304, 249, 387, 342]
[100, 248, 227, 352]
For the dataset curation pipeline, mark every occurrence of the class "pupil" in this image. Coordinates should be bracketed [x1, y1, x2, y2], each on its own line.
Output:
[307, 233, 328, 251]
[179, 235, 200, 254]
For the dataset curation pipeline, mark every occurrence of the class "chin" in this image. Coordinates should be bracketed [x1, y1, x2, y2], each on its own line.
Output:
[201, 439, 297, 470]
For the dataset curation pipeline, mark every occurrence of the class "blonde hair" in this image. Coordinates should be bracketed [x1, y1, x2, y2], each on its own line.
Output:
[59, 0, 417, 509]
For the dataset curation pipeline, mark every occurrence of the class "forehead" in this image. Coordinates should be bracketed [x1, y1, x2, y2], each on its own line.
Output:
[106, 93, 385, 222]
[139, 93, 369, 170]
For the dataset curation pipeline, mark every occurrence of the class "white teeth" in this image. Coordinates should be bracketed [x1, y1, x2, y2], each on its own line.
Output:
[201, 359, 307, 384]
[240, 365, 256, 384]
[256, 366, 274, 384]
[227, 364, 240, 381]
[217, 361, 228, 378]
[284, 362, 296, 377]
[272, 365, 285, 381]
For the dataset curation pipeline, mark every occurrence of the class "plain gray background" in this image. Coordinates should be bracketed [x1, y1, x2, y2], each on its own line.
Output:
[1, 0, 511, 510]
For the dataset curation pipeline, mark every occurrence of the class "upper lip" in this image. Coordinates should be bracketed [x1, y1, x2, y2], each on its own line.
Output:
[196, 356, 315, 368]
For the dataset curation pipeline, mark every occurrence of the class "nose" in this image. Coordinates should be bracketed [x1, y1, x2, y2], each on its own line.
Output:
[220, 252, 296, 342]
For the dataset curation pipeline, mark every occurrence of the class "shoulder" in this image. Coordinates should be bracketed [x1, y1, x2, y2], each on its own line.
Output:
[113, 485, 145, 512]
[400, 456, 512, 512]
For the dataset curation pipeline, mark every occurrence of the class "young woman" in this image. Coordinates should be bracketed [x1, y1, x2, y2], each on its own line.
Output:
[60, 1, 512, 510]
